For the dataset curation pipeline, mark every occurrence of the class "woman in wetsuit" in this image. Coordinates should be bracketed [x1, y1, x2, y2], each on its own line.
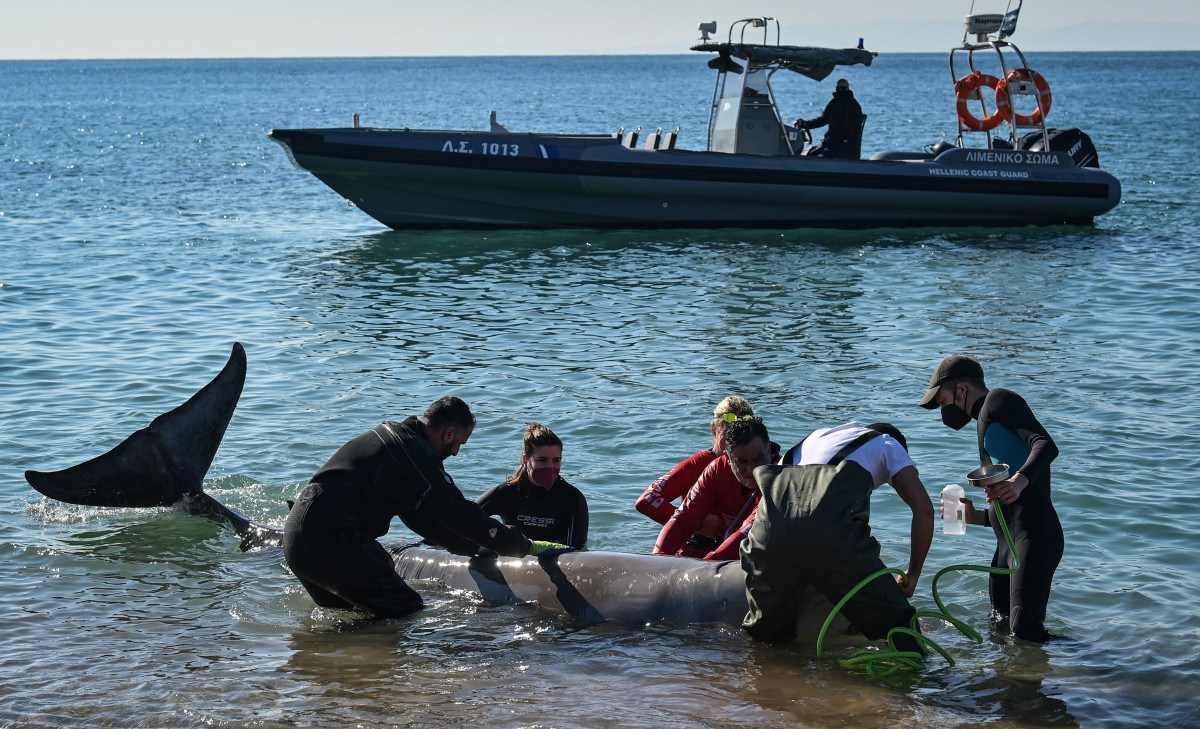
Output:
[920, 355, 1065, 643]
[478, 423, 588, 549]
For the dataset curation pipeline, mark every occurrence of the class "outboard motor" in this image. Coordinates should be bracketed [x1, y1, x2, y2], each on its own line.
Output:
[1019, 128, 1100, 168]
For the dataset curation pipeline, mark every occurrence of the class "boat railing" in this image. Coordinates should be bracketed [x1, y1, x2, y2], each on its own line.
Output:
[728, 17, 780, 46]
[949, 5, 1050, 151]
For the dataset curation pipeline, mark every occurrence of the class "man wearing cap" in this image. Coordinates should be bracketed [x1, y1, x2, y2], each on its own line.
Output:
[919, 355, 1064, 643]
[794, 78, 865, 159]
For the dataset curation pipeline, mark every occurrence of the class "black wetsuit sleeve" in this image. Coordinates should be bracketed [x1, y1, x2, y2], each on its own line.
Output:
[572, 491, 589, 550]
[808, 99, 834, 128]
[476, 483, 510, 518]
[978, 388, 1059, 483]
[415, 480, 532, 557]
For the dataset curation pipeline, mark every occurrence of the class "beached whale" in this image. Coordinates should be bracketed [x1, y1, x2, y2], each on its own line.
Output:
[392, 544, 762, 627]
[24, 342, 845, 633]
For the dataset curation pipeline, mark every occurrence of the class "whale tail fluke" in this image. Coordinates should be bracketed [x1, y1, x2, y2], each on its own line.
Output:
[24, 342, 281, 549]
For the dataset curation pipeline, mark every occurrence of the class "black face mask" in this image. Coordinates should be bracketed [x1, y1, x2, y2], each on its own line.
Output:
[940, 404, 971, 430]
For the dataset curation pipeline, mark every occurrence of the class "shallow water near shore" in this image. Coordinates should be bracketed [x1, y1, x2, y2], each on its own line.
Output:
[2, 52, 1199, 728]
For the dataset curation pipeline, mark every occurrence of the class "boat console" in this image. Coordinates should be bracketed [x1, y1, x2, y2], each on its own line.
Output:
[691, 17, 876, 157]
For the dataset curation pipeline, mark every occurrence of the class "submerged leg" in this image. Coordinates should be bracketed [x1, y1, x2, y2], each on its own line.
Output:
[741, 542, 808, 643]
[814, 547, 919, 654]
[284, 486, 423, 618]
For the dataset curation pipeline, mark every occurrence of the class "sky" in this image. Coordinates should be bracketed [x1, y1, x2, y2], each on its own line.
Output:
[3, 0, 1198, 60]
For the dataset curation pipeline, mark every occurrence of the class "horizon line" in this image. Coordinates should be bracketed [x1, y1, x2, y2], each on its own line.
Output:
[2, 48, 1197, 63]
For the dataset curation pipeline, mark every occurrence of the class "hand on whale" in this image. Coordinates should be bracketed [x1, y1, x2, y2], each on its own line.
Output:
[528, 540, 573, 557]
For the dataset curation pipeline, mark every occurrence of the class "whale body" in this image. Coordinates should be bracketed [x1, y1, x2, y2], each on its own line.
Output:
[390, 545, 845, 634]
[24, 342, 846, 635]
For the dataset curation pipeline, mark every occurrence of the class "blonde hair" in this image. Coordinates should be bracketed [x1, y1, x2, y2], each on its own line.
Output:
[507, 422, 563, 483]
[711, 395, 753, 426]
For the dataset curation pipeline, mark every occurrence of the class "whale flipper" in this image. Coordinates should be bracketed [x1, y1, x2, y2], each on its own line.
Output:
[25, 342, 247, 508]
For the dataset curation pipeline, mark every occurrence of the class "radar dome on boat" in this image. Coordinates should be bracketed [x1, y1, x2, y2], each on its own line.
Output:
[965, 13, 1005, 40]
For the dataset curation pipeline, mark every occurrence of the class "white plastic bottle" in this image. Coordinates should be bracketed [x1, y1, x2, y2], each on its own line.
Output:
[941, 484, 967, 535]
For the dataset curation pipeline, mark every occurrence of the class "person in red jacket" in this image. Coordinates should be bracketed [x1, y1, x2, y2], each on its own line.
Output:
[654, 416, 773, 558]
[635, 395, 756, 555]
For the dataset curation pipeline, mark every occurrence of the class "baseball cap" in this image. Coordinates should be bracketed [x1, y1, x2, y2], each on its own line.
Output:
[918, 355, 984, 409]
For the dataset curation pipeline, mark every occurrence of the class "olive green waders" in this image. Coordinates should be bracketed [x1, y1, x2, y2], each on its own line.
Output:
[740, 463, 920, 652]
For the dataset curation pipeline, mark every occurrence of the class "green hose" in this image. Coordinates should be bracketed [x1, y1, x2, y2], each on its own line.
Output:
[816, 498, 1021, 675]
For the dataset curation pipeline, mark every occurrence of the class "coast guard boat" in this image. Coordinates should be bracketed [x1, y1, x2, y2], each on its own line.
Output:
[269, 9, 1120, 230]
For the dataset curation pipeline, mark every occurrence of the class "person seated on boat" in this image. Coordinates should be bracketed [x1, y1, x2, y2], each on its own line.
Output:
[282, 397, 567, 619]
[794, 78, 865, 160]
[478, 423, 588, 550]
[714, 422, 933, 592]
[653, 416, 773, 559]
[740, 421, 930, 650]
[635, 396, 754, 556]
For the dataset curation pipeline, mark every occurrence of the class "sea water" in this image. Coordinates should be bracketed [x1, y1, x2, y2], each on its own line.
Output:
[1, 53, 1198, 728]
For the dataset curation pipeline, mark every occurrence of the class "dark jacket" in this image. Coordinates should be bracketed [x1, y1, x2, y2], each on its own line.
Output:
[805, 88, 864, 156]
[478, 475, 588, 549]
[298, 416, 531, 557]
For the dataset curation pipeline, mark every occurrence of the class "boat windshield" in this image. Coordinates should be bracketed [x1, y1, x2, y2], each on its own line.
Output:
[696, 39, 875, 155]
[708, 64, 792, 156]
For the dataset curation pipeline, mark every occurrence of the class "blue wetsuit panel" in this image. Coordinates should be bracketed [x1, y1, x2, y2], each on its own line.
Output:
[983, 422, 1029, 471]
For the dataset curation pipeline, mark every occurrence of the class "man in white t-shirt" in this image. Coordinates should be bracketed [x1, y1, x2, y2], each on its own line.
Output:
[780, 421, 933, 596]
[739, 421, 934, 647]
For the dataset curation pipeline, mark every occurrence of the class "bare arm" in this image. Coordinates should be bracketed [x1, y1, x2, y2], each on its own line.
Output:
[889, 465, 933, 596]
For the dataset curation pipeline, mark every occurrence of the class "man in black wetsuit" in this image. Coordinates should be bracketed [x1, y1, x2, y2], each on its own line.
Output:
[920, 355, 1065, 642]
[794, 78, 865, 159]
[283, 396, 563, 618]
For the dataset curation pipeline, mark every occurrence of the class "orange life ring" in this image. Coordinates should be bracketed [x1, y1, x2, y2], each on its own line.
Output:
[954, 72, 1007, 132]
[996, 68, 1053, 126]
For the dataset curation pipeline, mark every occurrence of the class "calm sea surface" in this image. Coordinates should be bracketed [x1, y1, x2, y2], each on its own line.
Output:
[2, 51, 1199, 728]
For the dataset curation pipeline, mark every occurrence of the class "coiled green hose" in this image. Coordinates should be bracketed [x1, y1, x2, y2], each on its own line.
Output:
[815, 499, 1020, 674]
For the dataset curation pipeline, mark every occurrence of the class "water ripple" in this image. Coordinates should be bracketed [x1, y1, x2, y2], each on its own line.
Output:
[2, 53, 1199, 729]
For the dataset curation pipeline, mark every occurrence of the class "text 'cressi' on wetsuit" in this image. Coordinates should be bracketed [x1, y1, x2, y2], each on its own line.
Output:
[654, 453, 756, 557]
[478, 474, 589, 549]
[282, 417, 531, 618]
[976, 387, 1064, 642]
[706, 424, 916, 561]
[635, 449, 718, 525]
